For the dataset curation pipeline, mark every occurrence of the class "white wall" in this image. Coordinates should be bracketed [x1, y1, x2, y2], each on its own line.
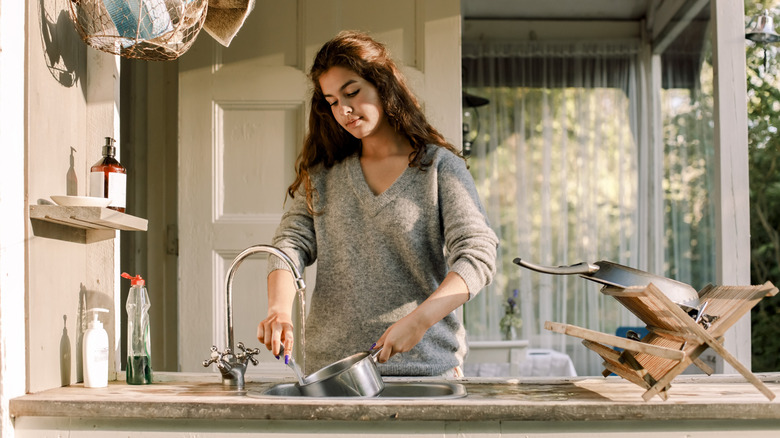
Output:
[5, 1, 122, 403]
[0, 0, 29, 435]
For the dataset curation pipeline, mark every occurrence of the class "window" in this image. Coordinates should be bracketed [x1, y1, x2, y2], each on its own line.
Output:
[462, 40, 645, 375]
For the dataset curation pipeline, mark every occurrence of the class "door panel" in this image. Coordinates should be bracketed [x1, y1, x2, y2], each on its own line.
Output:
[217, 103, 301, 217]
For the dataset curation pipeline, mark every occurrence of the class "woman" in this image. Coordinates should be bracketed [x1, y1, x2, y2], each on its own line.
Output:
[257, 30, 498, 377]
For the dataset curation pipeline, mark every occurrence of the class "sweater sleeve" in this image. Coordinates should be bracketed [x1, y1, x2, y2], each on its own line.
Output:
[437, 151, 499, 299]
[267, 189, 317, 275]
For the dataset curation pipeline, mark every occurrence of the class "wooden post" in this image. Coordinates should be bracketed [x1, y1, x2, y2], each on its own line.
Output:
[711, 0, 752, 372]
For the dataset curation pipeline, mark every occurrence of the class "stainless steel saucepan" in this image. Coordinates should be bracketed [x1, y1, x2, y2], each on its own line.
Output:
[294, 349, 385, 397]
[513, 258, 700, 308]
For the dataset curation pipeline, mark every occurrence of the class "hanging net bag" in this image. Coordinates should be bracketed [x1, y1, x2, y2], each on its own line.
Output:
[68, 0, 209, 61]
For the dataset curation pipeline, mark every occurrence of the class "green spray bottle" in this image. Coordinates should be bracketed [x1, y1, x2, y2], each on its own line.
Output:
[122, 272, 153, 384]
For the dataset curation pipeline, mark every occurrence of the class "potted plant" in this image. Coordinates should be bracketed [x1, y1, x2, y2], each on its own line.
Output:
[499, 289, 523, 341]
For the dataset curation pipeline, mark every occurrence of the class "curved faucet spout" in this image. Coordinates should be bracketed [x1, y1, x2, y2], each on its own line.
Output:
[203, 245, 306, 391]
[225, 245, 306, 354]
[206, 244, 306, 391]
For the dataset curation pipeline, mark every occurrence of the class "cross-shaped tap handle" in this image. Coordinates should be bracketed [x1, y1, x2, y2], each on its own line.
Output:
[235, 341, 261, 366]
[202, 345, 225, 368]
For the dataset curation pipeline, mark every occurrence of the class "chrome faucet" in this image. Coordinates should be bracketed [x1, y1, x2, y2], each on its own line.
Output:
[202, 244, 306, 390]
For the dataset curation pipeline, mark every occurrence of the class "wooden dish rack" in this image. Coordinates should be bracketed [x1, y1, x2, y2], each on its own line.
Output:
[546, 281, 778, 401]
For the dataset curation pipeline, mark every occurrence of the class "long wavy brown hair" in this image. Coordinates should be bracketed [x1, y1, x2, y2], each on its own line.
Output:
[287, 30, 462, 213]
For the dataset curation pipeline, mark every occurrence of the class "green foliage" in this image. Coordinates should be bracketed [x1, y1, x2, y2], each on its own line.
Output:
[746, 0, 780, 372]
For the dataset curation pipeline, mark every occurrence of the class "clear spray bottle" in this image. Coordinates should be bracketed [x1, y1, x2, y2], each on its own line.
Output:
[121, 272, 153, 384]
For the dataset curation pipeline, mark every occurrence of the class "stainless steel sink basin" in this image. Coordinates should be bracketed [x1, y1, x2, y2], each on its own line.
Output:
[248, 381, 467, 399]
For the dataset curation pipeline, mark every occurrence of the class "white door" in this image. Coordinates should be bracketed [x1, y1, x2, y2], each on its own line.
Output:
[178, 0, 462, 374]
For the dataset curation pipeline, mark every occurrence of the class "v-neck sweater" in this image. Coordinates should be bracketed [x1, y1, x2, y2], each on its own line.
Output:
[268, 145, 498, 376]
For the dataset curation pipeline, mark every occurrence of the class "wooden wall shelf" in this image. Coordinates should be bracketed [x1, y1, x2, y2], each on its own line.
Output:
[29, 205, 148, 232]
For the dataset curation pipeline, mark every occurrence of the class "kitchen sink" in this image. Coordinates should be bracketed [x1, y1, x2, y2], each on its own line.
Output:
[248, 381, 467, 399]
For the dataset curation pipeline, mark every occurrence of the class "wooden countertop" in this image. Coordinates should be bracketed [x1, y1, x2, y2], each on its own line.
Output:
[10, 373, 780, 422]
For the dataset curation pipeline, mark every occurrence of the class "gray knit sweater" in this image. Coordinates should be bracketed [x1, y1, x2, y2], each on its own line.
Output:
[268, 145, 498, 375]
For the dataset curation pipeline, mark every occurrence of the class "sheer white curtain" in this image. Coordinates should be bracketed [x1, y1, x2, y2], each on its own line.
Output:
[462, 40, 643, 376]
[660, 32, 716, 291]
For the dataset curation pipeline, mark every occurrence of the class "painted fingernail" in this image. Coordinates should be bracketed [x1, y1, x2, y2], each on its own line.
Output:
[370, 343, 377, 350]
[275, 355, 280, 360]
[284, 354, 290, 365]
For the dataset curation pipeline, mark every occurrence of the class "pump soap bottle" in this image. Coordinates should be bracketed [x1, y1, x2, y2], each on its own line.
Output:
[122, 272, 153, 384]
[90, 137, 127, 212]
[83, 308, 109, 388]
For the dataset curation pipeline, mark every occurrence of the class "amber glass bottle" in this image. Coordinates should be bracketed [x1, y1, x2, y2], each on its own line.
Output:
[89, 137, 127, 212]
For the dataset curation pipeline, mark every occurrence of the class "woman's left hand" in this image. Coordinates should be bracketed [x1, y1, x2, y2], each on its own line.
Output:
[373, 314, 427, 363]
[373, 272, 471, 363]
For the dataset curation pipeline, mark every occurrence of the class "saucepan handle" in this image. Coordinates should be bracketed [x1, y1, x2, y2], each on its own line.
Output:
[369, 347, 383, 362]
[513, 258, 600, 275]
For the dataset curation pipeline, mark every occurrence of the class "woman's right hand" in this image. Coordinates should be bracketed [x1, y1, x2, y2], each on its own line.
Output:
[257, 311, 294, 360]
[258, 269, 299, 362]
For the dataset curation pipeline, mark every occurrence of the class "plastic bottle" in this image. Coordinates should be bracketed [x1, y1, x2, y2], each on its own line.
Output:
[122, 272, 153, 384]
[90, 137, 127, 212]
[83, 308, 109, 388]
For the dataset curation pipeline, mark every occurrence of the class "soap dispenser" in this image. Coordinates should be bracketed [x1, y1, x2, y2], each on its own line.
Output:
[122, 272, 153, 384]
[90, 136, 127, 212]
[83, 308, 109, 388]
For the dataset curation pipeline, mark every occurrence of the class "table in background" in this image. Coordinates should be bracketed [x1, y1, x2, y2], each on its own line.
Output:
[464, 340, 577, 377]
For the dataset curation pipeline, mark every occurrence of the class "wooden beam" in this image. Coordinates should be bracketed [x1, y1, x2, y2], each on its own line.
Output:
[711, 0, 752, 373]
[652, 0, 709, 54]
[545, 321, 685, 360]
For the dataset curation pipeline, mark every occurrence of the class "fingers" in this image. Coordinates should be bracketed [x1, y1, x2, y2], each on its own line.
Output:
[377, 346, 391, 363]
[258, 320, 275, 352]
[372, 337, 390, 363]
[256, 323, 265, 344]
[270, 320, 283, 356]
[283, 336, 294, 364]
[256, 316, 294, 358]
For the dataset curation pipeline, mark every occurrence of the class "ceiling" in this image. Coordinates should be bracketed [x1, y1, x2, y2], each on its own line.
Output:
[461, 0, 651, 21]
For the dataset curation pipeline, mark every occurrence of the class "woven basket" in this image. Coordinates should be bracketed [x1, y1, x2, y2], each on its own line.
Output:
[68, 0, 209, 61]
